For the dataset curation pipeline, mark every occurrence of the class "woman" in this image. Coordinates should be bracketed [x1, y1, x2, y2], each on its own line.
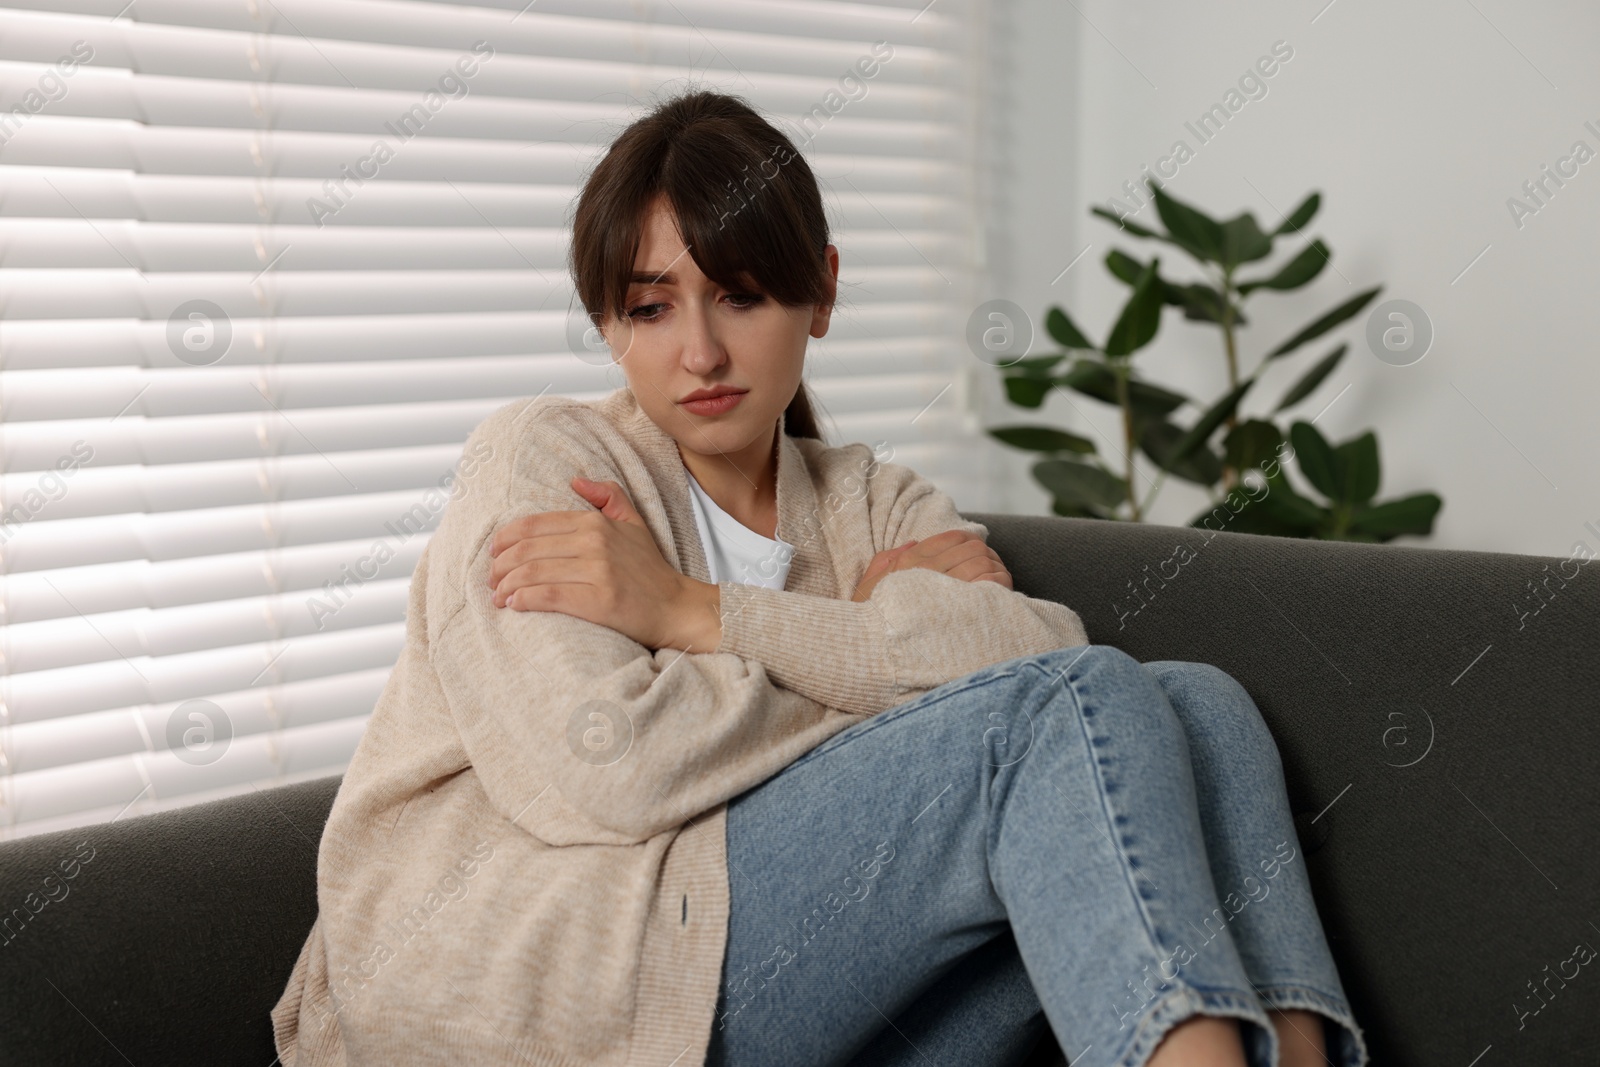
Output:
[272, 91, 1367, 1067]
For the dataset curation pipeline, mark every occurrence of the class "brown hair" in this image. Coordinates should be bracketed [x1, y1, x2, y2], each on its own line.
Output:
[569, 90, 833, 441]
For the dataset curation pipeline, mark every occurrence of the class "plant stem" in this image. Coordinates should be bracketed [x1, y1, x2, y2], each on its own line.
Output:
[1219, 267, 1240, 492]
[1112, 360, 1142, 522]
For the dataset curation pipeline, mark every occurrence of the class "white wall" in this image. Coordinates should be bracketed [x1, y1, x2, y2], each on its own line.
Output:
[979, 0, 1599, 558]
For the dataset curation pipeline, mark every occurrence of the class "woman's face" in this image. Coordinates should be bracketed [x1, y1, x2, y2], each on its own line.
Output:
[600, 194, 838, 463]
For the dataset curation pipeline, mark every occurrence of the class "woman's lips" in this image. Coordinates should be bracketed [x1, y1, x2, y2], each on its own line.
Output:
[679, 390, 746, 416]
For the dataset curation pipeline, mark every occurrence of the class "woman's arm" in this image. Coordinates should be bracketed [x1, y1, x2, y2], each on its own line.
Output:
[711, 448, 1089, 715]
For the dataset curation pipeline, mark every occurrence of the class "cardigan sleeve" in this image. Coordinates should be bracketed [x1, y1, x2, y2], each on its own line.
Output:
[426, 403, 853, 847]
[713, 449, 1089, 716]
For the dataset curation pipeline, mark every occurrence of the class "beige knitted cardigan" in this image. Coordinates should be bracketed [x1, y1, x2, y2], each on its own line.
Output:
[271, 386, 1089, 1066]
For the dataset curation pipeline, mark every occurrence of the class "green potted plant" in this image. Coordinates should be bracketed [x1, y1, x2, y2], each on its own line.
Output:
[989, 182, 1442, 541]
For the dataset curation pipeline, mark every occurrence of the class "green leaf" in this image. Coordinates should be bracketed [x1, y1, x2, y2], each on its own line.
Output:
[1005, 353, 1068, 379]
[1106, 250, 1208, 317]
[1195, 488, 1325, 537]
[1004, 375, 1052, 408]
[1256, 479, 1334, 530]
[1219, 212, 1274, 268]
[1238, 240, 1331, 294]
[1288, 421, 1340, 500]
[1050, 497, 1113, 520]
[1333, 431, 1380, 505]
[1140, 419, 1223, 486]
[1266, 286, 1382, 361]
[1103, 258, 1164, 357]
[1045, 306, 1095, 350]
[1125, 379, 1190, 416]
[1222, 504, 1319, 537]
[1168, 378, 1255, 464]
[1189, 469, 1331, 534]
[1057, 359, 1120, 405]
[1032, 457, 1127, 509]
[1347, 493, 1442, 539]
[1105, 248, 1146, 287]
[1171, 283, 1245, 326]
[1274, 343, 1346, 412]
[1222, 419, 1285, 472]
[1059, 359, 1189, 415]
[1152, 184, 1225, 263]
[1274, 192, 1320, 236]
[989, 424, 1097, 454]
[1090, 206, 1165, 241]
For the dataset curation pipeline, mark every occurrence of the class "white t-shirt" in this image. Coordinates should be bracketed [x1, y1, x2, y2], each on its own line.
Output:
[684, 468, 795, 590]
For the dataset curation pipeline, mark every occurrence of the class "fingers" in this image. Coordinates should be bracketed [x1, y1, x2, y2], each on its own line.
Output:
[490, 510, 593, 559]
[946, 557, 1012, 587]
[889, 528, 985, 568]
[890, 534, 990, 574]
[488, 525, 598, 588]
[493, 558, 595, 609]
[880, 531, 1014, 589]
[571, 476, 641, 525]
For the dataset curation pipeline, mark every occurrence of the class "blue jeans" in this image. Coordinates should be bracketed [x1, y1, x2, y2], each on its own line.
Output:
[705, 645, 1368, 1067]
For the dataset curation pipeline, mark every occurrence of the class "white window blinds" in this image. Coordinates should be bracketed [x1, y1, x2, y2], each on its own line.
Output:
[0, 0, 988, 840]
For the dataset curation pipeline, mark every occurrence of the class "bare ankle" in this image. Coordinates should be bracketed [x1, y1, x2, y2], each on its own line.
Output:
[1146, 1012, 1248, 1067]
[1268, 1008, 1327, 1067]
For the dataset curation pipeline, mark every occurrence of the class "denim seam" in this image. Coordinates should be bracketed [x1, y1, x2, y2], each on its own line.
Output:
[1022, 657, 1173, 976]
[1253, 981, 1350, 1012]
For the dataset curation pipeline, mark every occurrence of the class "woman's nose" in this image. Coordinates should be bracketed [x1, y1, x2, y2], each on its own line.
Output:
[679, 306, 727, 374]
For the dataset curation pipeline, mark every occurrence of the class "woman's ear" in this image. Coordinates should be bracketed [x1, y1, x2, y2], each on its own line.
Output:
[809, 244, 840, 339]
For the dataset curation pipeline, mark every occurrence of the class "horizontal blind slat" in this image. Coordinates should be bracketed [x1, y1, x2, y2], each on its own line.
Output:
[3, 622, 407, 724]
[5, 667, 390, 776]
[1, 713, 371, 829]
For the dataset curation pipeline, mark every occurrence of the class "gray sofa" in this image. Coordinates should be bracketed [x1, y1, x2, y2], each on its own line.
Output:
[2, 514, 1596, 1066]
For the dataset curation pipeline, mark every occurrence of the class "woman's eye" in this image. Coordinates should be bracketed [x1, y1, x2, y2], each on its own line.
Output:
[726, 293, 765, 310]
[627, 303, 666, 321]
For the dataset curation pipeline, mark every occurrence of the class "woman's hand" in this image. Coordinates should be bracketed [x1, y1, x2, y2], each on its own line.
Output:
[850, 529, 1013, 602]
[487, 476, 721, 652]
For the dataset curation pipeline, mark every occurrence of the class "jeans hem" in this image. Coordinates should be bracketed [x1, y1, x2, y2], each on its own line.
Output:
[1254, 983, 1369, 1067]
[1110, 983, 1277, 1067]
